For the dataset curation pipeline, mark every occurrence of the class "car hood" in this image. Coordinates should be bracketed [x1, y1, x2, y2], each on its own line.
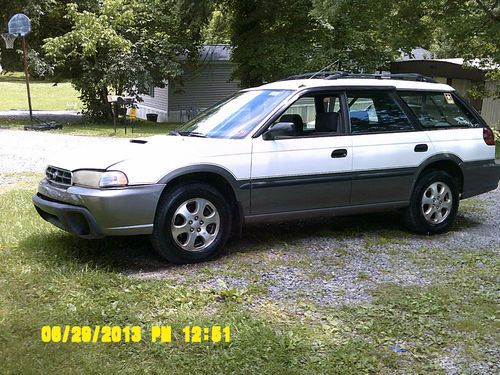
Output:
[49, 135, 252, 183]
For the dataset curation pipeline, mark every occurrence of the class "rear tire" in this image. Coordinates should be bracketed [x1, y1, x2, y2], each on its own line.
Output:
[404, 170, 459, 234]
[150, 183, 232, 264]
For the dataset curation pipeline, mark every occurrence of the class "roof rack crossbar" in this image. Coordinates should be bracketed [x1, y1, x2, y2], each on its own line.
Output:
[283, 71, 436, 83]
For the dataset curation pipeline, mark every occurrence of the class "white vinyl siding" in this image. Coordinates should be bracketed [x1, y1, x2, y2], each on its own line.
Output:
[140, 84, 168, 112]
[137, 84, 169, 122]
[481, 80, 500, 128]
[168, 63, 240, 121]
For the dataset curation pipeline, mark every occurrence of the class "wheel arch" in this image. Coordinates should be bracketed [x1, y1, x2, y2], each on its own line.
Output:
[157, 165, 247, 234]
[412, 154, 464, 195]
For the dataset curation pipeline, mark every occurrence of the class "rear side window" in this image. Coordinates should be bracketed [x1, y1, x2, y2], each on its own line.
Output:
[398, 91, 480, 128]
[347, 91, 414, 134]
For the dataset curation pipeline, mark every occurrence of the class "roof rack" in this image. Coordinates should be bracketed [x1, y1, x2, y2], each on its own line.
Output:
[283, 71, 437, 83]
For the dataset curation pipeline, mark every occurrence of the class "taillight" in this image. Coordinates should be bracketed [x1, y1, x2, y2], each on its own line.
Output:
[483, 126, 495, 145]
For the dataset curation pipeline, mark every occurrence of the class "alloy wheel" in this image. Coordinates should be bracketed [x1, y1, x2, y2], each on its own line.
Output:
[170, 198, 220, 251]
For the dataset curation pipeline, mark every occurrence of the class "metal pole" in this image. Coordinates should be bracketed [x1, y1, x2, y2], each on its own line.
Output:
[113, 103, 117, 133]
[22, 37, 33, 125]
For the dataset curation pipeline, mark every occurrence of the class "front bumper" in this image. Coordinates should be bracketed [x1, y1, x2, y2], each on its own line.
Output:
[33, 179, 165, 238]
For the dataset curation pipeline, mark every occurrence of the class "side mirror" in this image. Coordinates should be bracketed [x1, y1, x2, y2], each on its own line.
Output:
[262, 122, 295, 140]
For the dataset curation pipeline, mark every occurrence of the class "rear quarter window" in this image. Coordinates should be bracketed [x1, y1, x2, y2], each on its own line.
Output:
[398, 91, 480, 129]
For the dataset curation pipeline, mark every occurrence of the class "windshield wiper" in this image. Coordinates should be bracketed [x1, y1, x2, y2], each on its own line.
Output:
[187, 131, 207, 138]
[169, 130, 207, 138]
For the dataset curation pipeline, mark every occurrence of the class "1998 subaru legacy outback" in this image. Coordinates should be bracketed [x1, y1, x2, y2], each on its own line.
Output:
[33, 72, 500, 264]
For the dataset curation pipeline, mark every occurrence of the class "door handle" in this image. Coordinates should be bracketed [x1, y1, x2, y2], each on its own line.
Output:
[414, 144, 428, 152]
[331, 149, 348, 158]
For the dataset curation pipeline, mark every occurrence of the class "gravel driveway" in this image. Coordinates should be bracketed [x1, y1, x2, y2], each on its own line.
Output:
[0, 110, 82, 123]
[0, 129, 121, 176]
[1, 128, 499, 373]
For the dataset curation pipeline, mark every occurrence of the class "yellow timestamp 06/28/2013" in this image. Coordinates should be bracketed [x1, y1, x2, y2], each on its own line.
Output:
[40, 325, 231, 344]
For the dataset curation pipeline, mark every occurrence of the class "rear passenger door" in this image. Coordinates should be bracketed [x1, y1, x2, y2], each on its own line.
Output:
[397, 91, 489, 161]
[348, 90, 432, 205]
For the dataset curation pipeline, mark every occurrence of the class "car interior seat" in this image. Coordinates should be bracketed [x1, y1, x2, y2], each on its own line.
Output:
[315, 112, 339, 133]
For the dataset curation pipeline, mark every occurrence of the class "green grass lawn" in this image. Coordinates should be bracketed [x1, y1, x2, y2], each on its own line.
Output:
[0, 72, 179, 137]
[0, 118, 179, 138]
[0, 174, 498, 373]
[58, 121, 180, 137]
[0, 72, 82, 111]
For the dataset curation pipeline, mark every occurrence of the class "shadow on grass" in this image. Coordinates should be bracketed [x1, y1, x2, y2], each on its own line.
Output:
[18, 233, 168, 272]
[18, 209, 483, 273]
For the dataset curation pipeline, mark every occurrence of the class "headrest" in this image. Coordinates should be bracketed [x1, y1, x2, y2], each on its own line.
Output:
[315, 112, 339, 132]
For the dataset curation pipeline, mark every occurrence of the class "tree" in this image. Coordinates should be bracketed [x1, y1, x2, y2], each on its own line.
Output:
[311, 0, 434, 72]
[202, 6, 231, 44]
[224, 0, 498, 87]
[4, 0, 498, 115]
[0, 0, 101, 75]
[224, 0, 436, 86]
[43, 0, 213, 118]
[426, 0, 499, 98]
[428, 1, 499, 65]
[226, 0, 318, 87]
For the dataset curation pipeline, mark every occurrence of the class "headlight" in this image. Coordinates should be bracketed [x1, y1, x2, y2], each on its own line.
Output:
[99, 171, 128, 188]
[72, 170, 102, 187]
[72, 170, 128, 188]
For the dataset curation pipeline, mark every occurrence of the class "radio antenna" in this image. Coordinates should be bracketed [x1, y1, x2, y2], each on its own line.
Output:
[309, 60, 339, 79]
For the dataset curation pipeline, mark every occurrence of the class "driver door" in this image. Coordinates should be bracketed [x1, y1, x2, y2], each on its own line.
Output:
[250, 92, 353, 215]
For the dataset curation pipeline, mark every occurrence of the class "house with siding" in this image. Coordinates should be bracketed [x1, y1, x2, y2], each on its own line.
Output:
[136, 45, 240, 123]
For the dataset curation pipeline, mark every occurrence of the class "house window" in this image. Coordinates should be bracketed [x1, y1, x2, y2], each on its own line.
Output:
[145, 84, 154, 97]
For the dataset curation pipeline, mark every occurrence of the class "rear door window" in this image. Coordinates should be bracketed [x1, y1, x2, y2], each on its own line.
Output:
[347, 91, 414, 134]
[398, 91, 480, 128]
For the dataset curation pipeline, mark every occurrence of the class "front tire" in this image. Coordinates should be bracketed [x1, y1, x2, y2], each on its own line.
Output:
[404, 170, 459, 234]
[150, 183, 232, 264]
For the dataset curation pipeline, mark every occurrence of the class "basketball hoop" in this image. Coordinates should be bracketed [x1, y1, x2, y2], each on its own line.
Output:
[1, 33, 17, 49]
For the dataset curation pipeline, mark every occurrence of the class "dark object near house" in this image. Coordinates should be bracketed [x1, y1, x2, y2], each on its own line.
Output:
[107, 95, 138, 133]
[24, 122, 63, 131]
[117, 107, 127, 116]
[146, 113, 158, 122]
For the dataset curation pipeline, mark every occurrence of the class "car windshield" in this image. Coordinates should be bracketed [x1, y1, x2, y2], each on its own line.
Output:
[176, 89, 293, 139]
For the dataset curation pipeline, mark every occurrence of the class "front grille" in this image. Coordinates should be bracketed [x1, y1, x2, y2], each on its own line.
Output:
[46, 166, 72, 185]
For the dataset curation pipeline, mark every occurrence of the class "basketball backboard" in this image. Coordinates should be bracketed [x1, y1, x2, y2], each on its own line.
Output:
[8, 13, 31, 37]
